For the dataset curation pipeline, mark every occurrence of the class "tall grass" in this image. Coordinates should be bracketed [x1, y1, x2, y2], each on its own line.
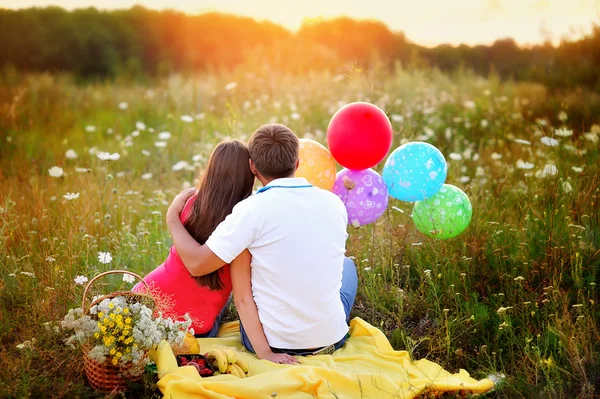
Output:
[0, 66, 598, 398]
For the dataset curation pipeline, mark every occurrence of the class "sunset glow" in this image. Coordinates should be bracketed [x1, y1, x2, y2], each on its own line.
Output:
[1, 0, 598, 46]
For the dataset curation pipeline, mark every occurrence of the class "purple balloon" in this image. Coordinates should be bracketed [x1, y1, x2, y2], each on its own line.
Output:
[332, 168, 389, 226]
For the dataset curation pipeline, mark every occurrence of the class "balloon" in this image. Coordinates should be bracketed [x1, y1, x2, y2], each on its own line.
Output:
[382, 142, 447, 202]
[327, 102, 393, 170]
[332, 168, 389, 226]
[412, 184, 472, 239]
[296, 139, 337, 190]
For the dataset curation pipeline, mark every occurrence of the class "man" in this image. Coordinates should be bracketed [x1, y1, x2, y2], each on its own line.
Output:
[167, 124, 357, 363]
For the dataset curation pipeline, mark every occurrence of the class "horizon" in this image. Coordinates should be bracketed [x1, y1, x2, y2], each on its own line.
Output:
[1, 0, 599, 47]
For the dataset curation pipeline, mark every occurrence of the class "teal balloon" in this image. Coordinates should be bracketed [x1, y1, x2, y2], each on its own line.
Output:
[382, 142, 447, 202]
[412, 184, 472, 239]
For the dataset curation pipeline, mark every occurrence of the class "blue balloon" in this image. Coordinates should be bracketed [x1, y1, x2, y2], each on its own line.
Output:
[382, 142, 447, 202]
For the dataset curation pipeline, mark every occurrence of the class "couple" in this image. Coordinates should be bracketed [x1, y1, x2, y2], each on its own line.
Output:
[137, 123, 357, 365]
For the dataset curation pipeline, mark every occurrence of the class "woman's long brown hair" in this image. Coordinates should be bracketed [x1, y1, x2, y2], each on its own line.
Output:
[184, 140, 255, 290]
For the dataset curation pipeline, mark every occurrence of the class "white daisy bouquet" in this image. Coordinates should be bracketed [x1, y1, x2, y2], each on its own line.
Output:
[61, 271, 193, 379]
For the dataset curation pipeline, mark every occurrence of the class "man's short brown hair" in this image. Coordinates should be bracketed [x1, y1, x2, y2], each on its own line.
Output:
[248, 124, 299, 179]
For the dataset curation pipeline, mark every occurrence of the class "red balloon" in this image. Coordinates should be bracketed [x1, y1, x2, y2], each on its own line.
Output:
[327, 102, 393, 170]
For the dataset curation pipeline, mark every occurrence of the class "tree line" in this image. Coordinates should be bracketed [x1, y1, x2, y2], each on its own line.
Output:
[0, 6, 598, 91]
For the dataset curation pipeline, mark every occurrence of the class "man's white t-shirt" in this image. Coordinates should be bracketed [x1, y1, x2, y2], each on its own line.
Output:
[205, 177, 349, 349]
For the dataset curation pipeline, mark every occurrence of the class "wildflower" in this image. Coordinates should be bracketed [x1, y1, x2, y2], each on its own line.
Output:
[172, 161, 191, 171]
[572, 304, 583, 308]
[123, 274, 135, 284]
[118, 102, 128, 110]
[97, 152, 120, 161]
[558, 111, 568, 122]
[363, 267, 372, 272]
[535, 164, 558, 178]
[496, 306, 512, 314]
[514, 139, 531, 145]
[463, 100, 475, 109]
[75, 167, 90, 173]
[583, 132, 599, 143]
[391, 114, 404, 123]
[516, 160, 534, 170]
[491, 152, 502, 160]
[459, 176, 470, 183]
[136, 121, 146, 130]
[562, 181, 573, 193]
[290, 112, 301, 120]
[48, 166, 64, 178]
[448, 153, 462, 161]
[74, 275, 88, 285]
[46, 256, 56, 262]
[423, 269, 432, 278]
[571, 166, 583, 173]
[141, 173, 152, 180]
[155, 141, 167, 148]
[20, 271, 35, 278]
[158, 132, 171, 140]
[351, 219, 360, 228]
[65, 149, 78, 159]
[85, 125, 96, 132]
[141, 150, 151, 156]
[63, 192, 80, 200]
[514, 276, 524, 281]
[540, 137, 559, 147]
[555, 128, 573, 137]
[480, 119, 489, 128]
[225, 82, 237, 91]
[98, 252, 112, 264]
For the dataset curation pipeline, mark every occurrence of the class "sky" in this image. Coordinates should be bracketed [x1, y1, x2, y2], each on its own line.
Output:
[1, 0, 599, 47]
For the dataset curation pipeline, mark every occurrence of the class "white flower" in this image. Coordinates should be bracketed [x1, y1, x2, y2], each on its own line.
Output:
[172, 161, 190, 171]
[136, 121, 146, 130]
[540, 137, 559, 147]
[290, 112, 301, 120]
[65, 149, 78, 159]
[463, 100, 476, 109]
[491, 152, 502, 160]
[423, 269, 432, 277]
[192, 154, 205, 163]
[131, 130, 140, 137]
[63, 192, 80, 200]
[74, 275, 88, 285]
[351, 219, 361, 228]
[48, 166, 64, 178]
[180, 115, 194, 123]
[46, 256, 56, 262]
[85, 125, 96, 132]
[480, 119, 489, 128]
[158, 132, 171, 140]
[141, 150, 151, 156]
[97, 152, 120, 161]
[535, 164, 558, 179]
[154, 141, 167, 148]
[391, 114, 404, 123]
[123, 274, 135, 284]
[459, 176, 471, 183]
[141, 173, 153, 180]
[118, 102, 129, 110]
[562, 181, 573, 193]
[572, 166, 583, 173]
[448, 152, 462, 161]
[98, 252, 112, 264]
[555, 128, 573, 137]
[583, 132, 598, 143]
[363, 267, 372, 271]
[516, 160, 534, 170]
[514, 139, 531, 145]
[225, 82, 237, 91]
[75, 167, 90, 173]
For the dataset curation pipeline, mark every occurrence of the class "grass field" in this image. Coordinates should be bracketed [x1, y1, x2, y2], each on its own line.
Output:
[0, 66, 599, 398]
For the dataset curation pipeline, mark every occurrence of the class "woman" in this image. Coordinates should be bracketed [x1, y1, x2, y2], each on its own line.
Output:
[134, 140, 255, 337]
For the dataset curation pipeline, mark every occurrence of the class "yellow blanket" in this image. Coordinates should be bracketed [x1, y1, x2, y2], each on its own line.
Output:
[153, 317, 494, 399]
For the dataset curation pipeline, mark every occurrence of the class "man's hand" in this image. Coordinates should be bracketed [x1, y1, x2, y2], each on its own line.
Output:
[167, 188, 196, 224]
[257, 351, 300, 365]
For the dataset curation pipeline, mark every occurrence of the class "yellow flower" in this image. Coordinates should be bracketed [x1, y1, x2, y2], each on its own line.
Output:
[116, 352, 122, 358]
[94, 332, 100, 339]
[110, 313, 116, 320]
[109, 322, 115, 329]
[126, 347, 131, 353]
[110, 348, 116, 355]
[98, 312, 104, 318]
[125, 317, 132, 324]
[116, 307, 122, 313]
[112, 358, 118, 366]
[103, 317, 109, 324]
[108, 303, 114, 309]
[116, 314, 123, 322]
[133, 343, 138, 348]
[123, 308, 129, 314]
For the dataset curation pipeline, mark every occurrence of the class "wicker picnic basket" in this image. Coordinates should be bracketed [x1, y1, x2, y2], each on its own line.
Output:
[81, 270, 155, 392]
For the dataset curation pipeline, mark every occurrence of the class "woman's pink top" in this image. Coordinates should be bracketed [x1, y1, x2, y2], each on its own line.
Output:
[134, 195, 232, 335]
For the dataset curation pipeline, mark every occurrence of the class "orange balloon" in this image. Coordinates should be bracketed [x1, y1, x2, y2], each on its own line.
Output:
[296, 139, 337, 190]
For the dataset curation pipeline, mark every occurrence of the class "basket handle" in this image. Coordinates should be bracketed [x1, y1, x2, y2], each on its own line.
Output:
[81, 270, 149, 314]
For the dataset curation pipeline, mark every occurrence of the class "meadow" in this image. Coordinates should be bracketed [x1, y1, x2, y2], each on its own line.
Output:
[0, 66, 599, 398]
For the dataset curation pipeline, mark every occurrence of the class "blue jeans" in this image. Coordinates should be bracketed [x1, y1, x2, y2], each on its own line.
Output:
[240, 256, 358, 354]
